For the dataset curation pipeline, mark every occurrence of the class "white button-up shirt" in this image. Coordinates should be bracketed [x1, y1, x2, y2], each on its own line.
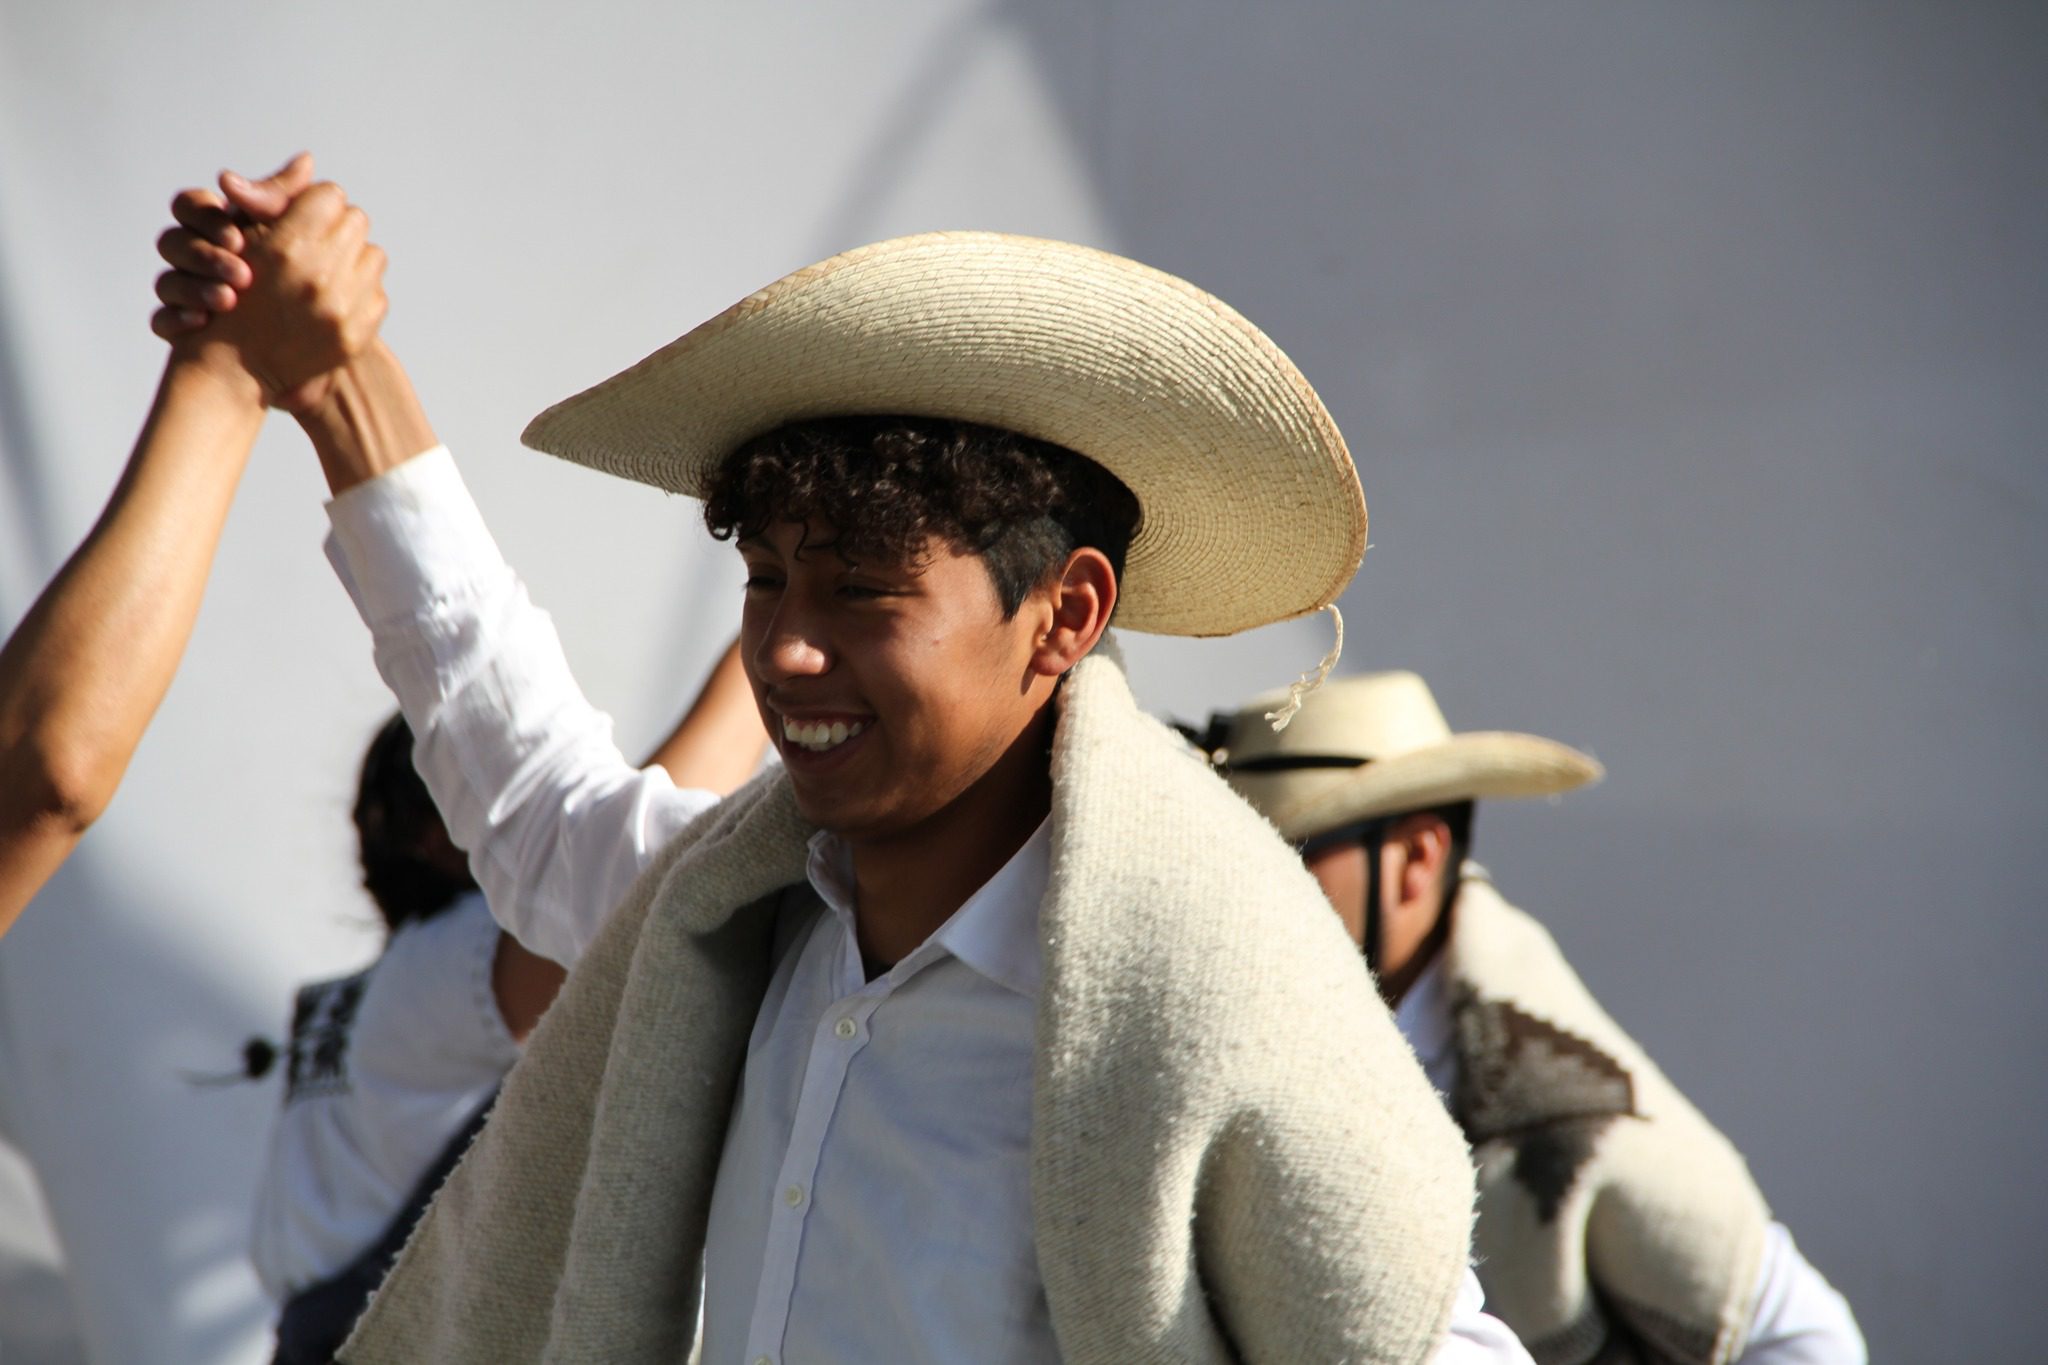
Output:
[702, 823, 1052, 1364]
[323, 448, 1532, 1363]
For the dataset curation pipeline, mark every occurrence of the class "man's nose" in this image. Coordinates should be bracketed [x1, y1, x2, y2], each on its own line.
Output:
[753, 598, 831, 681]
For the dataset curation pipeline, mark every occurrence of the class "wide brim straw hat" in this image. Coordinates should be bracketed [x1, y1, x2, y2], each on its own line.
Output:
[521, 231, 1365, 638]
[1213, 671, 1603, 843]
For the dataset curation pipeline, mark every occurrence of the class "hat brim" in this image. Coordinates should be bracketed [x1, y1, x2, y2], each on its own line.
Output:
[520, 231, 1365, 638]
[1233, 732, 1604, 843]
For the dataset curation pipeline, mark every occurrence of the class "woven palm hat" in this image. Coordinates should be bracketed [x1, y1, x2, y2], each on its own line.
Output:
[1211, 671, 1603, 843]
[521, 231, 1365, 637]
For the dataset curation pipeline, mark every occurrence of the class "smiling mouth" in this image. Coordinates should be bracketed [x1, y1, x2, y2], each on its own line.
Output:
[780, 717, 867, 753]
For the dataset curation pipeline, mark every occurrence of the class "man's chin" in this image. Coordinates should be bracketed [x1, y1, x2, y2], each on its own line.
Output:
[787, 785, 925, 846]
[788, 785, 875, 837]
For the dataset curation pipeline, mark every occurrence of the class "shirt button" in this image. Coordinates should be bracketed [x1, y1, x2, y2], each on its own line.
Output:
[784, 1183, 806, 1208]
[753, 1357, 773, 1365]
[834, 1017, 858, 1040]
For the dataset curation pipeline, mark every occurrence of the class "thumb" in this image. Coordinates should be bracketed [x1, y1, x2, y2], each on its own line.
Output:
[219, 151, 314, 222]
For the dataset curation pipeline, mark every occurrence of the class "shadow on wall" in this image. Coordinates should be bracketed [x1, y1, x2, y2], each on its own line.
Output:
[990, 4, 2048, 1362]
[0, 247, 63, 575]
[0, 851, 290, 1365]
[0, 1137, 85, 1365]
[0, 1260, 85, 1365]
[807, 1, 1033, 254]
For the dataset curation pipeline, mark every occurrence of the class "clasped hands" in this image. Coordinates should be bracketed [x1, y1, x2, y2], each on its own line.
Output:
[153, 153, 385, 413]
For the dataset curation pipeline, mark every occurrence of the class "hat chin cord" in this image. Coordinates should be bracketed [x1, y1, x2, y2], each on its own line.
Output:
[1362, 837, 1383, 978]
[1263, 604, 1344, 732]
[1299, 813, 1387, 976]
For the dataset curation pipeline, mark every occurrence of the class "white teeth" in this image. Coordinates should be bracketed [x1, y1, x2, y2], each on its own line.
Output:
[780, 717, 865, 752]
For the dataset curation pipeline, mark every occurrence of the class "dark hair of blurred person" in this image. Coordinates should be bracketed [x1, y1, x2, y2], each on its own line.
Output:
[351, 713, 476, 935]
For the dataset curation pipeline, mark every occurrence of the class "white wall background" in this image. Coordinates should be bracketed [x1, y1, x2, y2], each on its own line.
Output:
[0, 2, 2040, 1360]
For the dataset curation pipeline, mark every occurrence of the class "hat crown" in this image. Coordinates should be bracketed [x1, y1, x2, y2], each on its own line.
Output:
[1226, 671, 1451, 765]
[521, 230, 1366, 639]
[1217, 670, 1601, 841]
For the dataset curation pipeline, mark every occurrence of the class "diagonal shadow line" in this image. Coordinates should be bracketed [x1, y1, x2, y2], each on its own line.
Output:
[806, 1, 1010, 262]
[0, 190, 61, 576]
[652, 1, 1014, 702]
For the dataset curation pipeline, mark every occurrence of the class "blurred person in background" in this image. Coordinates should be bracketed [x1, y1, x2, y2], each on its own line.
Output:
[1199, 670, 1867, 1364]
[253, 646, 762, 1364]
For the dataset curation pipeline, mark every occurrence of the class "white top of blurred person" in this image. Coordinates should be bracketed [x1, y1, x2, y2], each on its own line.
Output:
[249, 892, 515, 1297]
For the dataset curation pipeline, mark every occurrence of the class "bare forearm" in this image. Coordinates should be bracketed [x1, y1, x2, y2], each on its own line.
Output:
[294, 339, 439, 495]
[642, 639, 768, 795]
[0, 354, 265, 926]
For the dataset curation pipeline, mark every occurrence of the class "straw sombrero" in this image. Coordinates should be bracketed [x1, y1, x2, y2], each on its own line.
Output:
[521, 231, 1364, 638]
[1211, 671, 1603, 843]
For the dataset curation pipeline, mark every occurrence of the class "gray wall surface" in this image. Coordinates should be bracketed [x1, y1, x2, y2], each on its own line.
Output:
[0, 1, 2040, 1359]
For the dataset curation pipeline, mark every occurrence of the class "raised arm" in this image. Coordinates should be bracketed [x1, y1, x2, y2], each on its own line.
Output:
[490, 643, 764, 1036]
[157, 163, 748, 969]
[641, 638, 768, 795]
[0, 157, 383, 933]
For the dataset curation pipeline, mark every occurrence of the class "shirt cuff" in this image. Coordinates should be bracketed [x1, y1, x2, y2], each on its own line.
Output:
[323, 447, 509, 627]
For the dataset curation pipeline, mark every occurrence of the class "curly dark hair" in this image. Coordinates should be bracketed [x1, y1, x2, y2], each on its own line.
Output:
[353, 713, 477, 935]
[702, 416, 1142, 616]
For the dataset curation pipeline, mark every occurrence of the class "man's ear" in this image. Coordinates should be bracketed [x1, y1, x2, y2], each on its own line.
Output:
[1028, 547, 1117, 678]
[1388, 812, 1454, 916]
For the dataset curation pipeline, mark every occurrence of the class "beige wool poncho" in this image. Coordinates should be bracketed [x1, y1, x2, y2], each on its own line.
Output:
[341, 642, 1477, 1364]
[1444, 876, 1772, 1365]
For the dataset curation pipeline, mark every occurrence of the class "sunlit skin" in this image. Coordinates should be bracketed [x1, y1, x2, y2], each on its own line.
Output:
[1304, 810, 1455, 1008]
[738, 519, 1114, 970]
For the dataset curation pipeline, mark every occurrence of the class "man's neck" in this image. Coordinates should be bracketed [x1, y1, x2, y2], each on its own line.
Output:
[1380, 889, 1458, 1010]
[847, 707, 1055, 972]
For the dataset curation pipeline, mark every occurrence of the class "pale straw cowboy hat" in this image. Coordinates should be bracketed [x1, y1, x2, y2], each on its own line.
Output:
[1208, 671, 1603, 843]
[522, 231, 1365, 639]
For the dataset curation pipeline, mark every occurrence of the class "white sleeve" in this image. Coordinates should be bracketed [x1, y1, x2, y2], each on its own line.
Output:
[323, 448, 719, 968]
[1732, 1223, 1867, 1364]
[1429, 1268, 1537, 1364]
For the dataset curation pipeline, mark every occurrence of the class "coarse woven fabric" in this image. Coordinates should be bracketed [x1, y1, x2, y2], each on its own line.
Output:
[520, 231, 1366, 638]
[339, 640, 1476, 1364]
[1443, 877, 1771, 1365]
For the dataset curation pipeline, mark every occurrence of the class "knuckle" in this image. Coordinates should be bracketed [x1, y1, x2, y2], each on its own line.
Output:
[172, 190, 220, 226]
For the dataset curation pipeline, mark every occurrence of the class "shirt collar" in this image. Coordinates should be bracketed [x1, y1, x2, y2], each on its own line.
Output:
[803, 818, 1051, 998]
[1393, 949, 1456, 1076]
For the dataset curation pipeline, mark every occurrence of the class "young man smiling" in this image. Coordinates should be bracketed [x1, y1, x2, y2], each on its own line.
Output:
[161, 170, 1533, 1362]
[709, 419, 1139, 972]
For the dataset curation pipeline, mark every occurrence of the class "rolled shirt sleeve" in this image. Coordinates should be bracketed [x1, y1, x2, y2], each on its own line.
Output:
[1430, 1269, 1538, 1364]
[323, 448, 719, 968]
[1733, 1223, 1867, 1364]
